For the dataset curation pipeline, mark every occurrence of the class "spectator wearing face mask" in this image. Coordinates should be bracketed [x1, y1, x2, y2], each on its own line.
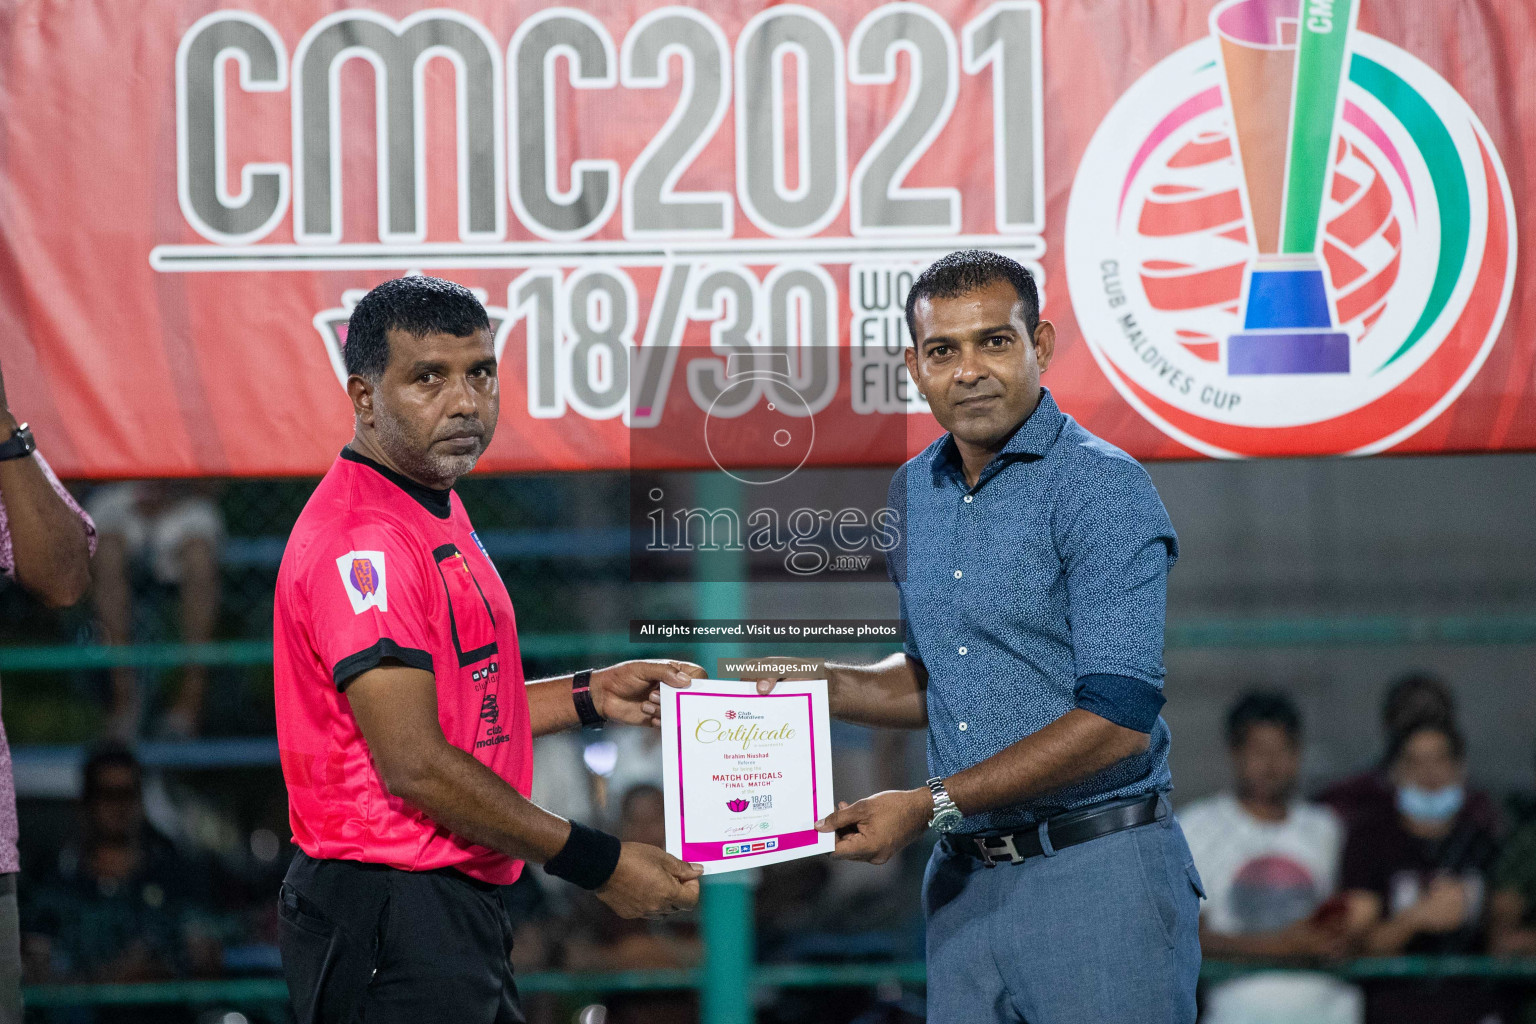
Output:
[1340, 718, 1503, 1024]
[1319, 673, 1501, 834]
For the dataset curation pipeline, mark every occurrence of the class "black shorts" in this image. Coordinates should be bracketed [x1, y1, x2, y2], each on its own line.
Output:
[278, 850, 525, 1024]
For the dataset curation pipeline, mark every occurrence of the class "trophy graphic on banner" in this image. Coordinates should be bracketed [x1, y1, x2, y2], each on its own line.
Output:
[1213, 0, 1358, 375]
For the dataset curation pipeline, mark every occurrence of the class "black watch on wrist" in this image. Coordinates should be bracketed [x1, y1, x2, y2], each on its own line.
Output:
[572, 669, 604, 729]
[0, 423, 35, 462]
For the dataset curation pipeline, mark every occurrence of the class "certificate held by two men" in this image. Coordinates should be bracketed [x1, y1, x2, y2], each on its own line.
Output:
[660, 679, 835, 874]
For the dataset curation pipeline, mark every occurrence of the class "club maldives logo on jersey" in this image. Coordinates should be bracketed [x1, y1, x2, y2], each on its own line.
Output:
[1064, 0, 1516, 457]
[337, 550, 388, 614]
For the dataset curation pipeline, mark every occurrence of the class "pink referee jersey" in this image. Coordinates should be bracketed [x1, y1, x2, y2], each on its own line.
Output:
[274, 449, 532, 884]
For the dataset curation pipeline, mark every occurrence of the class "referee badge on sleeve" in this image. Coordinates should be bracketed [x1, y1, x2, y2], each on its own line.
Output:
[336, 551, 388, 614]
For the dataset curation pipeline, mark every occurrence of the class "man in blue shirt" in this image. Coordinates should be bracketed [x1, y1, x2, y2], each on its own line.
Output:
[763, 250, 1202, 1022]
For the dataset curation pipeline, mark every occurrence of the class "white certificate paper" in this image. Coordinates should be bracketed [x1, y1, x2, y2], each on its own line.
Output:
[661, 679, 835, 874]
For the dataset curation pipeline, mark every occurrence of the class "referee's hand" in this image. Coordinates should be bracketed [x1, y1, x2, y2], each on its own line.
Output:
[593, 659, 707, 728]
[596, 843, 704, 920]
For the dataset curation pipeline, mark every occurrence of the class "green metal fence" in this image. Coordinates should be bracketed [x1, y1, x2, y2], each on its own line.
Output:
[7, 610, 1536, 1022]
[19, 958, 1536, 1014]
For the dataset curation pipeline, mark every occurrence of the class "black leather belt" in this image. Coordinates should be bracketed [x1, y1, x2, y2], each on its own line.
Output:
[947, 794, 1164, 866]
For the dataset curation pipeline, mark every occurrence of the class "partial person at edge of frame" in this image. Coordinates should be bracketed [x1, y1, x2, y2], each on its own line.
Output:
[0, 353, 97, 1024]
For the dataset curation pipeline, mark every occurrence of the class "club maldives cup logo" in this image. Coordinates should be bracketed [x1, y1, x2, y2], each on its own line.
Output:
[336, 550, 388, 614]
[1065, 0, 1516, 457]
[350, 559, 378, 597]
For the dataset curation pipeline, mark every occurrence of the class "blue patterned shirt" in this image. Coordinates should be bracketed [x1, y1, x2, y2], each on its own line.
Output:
[890, 388, 1178, 833]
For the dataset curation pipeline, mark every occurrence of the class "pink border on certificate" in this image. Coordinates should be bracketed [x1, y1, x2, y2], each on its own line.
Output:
[676, 690, 819, 862]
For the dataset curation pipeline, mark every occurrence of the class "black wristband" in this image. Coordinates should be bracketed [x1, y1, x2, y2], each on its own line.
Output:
[543, 820, 622, 890]
[0, 423, 35, 462]
[572, 669, 604, 729]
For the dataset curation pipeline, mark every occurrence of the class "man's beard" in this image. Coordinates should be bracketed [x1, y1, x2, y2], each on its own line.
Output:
[374, 406, 483, 488]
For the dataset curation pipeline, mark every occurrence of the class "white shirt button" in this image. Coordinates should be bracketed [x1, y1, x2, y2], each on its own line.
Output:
[963, 495, 974, 503]
[953, 570, 963, 579]
[958, 646, 968, 655]
[958, 722, 969, 732]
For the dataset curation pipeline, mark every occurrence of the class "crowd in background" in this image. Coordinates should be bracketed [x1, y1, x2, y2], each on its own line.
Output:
[2, 469, 1536, 1024]
[11, 671, 1536, 1024]
[1184, 674, 1536, 1024]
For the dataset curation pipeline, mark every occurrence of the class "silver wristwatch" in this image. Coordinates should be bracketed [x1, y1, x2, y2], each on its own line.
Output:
[927, 777, 964, 833]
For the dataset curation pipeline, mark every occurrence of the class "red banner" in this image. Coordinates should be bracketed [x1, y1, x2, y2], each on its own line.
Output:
[0, 0, 1529, 477]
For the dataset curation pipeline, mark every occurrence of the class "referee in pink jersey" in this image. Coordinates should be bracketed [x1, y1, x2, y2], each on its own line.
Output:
[273, 277, 701, 1024]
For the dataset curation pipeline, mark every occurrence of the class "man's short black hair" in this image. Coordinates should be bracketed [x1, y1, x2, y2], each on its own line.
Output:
[344, 275, 492, 380]
[904, 249, 1041, 344]
[1225, 691, 1302, 749]
[81, 742, 141, 801]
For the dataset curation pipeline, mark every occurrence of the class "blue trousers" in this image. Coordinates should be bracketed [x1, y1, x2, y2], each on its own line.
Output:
[923, 797, 1203, 1024]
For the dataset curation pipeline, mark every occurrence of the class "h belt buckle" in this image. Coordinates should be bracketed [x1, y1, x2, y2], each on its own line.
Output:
[973, 834, 1026, 866]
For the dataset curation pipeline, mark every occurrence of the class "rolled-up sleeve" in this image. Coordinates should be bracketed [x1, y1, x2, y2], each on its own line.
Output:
[1057, 457, 1177, 733]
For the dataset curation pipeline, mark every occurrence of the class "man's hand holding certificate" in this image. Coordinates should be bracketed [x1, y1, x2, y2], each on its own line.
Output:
[810, 788, 935, 866]
[660, 679, 835, 873]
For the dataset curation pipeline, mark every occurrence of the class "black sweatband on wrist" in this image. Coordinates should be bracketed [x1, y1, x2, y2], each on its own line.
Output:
[572, 668, 604, 729]
[543, 820, 622, 890]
